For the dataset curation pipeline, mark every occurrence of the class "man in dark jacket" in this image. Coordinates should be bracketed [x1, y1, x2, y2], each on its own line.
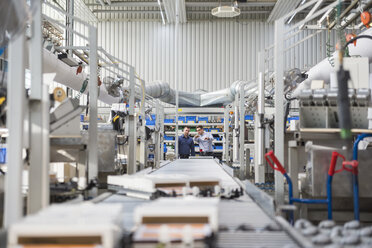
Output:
[178, 126, 195, 159]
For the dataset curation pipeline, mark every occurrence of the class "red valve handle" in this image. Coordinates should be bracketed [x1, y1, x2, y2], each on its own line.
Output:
[342, 160, 359, 175]
[328, 151, 346, 176]
[264, 151, 287, 175]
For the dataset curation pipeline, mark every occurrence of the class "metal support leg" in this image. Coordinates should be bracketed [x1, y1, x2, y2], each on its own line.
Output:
[4, 32, 26, 227]
[289, 140, 300, 219]
[155, 101, 161, 168]
[28, 0, 50, 214]
[274, 18, 285, 205]
[160, 105, 164, 163]
[255, 51, 265, 183]
[88, 27, 98, 185]
[139, 95, 146, 170]
[174, 0, 180, 159]
[239, 86, 246, 178]
[233, 98, 239, 163]
[128, 67, 137, 174]
[223, 107, 229, 162]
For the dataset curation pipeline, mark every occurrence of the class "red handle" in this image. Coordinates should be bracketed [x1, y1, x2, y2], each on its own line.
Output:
[264, 151, 287, 175]
[342, 160, 359, 175]
[328, 151, 345, 176]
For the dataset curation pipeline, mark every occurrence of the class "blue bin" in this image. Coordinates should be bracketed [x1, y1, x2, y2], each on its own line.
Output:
[0, 148, 6, 164]
[214, 145, 223, 150]
[245, 115, 254, 121]
[146, 120, 155, 126]
[178, 116, 186, 123]
[186, 116, 196, 123]
[198, 117, 209, 123]
[164, 135, 174, 141]
[164, 118, 175, 123]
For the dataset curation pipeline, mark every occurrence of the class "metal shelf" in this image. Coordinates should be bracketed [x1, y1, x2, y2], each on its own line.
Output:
[164, 122, 223, 126]
[163, 140, 224, 144]
[165, 131, 224, 135]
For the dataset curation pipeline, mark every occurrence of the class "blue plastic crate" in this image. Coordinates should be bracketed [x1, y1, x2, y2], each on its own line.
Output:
[145, 114, 156, 121]
[164, 135, 175, 141]
[245, 115, 254, 121]
[178, 116, 186, 123]
[214, 145, 223, 150]
[0, 148, 6, 164]
[288, 116, 300, 121]
[198, 117, 209, 123]
[146, 120, 155, 126]
[186, 116, 197, 123]
[164, 118, 175, 123]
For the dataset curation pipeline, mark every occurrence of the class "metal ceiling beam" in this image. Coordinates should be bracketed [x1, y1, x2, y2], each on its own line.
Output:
[163, 0, 187, 23]
[267, 0, 302, 22]
[86, 1, 276, 8]
[86, 2, 158, 7]
[185, 1, 276, 7]
[92, 9, 269, 14]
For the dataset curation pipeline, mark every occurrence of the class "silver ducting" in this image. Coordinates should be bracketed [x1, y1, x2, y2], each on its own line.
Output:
[104, 76, 258, 107]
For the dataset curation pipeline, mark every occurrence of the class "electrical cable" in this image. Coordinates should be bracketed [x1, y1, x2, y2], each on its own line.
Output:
[342, 35, 372, 51]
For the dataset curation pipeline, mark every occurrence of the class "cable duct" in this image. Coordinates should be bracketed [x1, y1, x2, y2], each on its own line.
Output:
[293, 27, 372, 97]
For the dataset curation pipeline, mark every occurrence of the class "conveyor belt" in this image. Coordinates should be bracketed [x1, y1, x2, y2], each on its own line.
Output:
[103, 159, 301, 247]
[150, 159, 239, 190]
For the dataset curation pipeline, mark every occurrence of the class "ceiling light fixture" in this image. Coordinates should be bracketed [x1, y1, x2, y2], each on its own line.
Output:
[211, 1, 241, 18]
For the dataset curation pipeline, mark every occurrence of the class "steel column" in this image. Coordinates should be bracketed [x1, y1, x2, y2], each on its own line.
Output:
[127, 66, 137, 174]
[88, 26, 98, 183]
[160, 105, 164, 164]
[233, 96, 239, 163]
[239, 86, 246, 177]
[139, 90, 147, 170]
[274, 18, 285, 205]
[28, 0, 50, 214]
[223, 106, 230, 162]
[174, 0, 180, 158]
[255, 51, 265, 183]
[155, 101, 161, 168]
[4, 32, 26, 227]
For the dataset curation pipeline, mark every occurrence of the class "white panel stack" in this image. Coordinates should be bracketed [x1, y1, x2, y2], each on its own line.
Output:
[8, 203, 124, 248]
[134, 197, 219, 231]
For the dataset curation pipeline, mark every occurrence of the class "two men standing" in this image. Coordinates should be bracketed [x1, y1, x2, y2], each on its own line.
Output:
[178, 126, 214, 159]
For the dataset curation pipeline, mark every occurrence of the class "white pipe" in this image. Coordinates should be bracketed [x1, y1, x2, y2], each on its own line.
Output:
[42, 49, 118, 104]
[293, 28, 372, 97]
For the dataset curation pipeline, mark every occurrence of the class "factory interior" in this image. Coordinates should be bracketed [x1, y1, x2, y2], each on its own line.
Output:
[1, 0, 372, 247]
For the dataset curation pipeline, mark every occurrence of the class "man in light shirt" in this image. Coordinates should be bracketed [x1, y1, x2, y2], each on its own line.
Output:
[194, 125, 214, 156]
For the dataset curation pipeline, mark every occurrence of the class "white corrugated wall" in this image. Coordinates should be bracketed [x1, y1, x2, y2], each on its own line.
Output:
[97, 20, 342, 92]
[98, 21, 275, 92]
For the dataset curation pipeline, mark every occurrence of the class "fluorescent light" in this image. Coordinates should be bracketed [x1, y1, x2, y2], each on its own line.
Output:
[158, 0, 166, 25]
